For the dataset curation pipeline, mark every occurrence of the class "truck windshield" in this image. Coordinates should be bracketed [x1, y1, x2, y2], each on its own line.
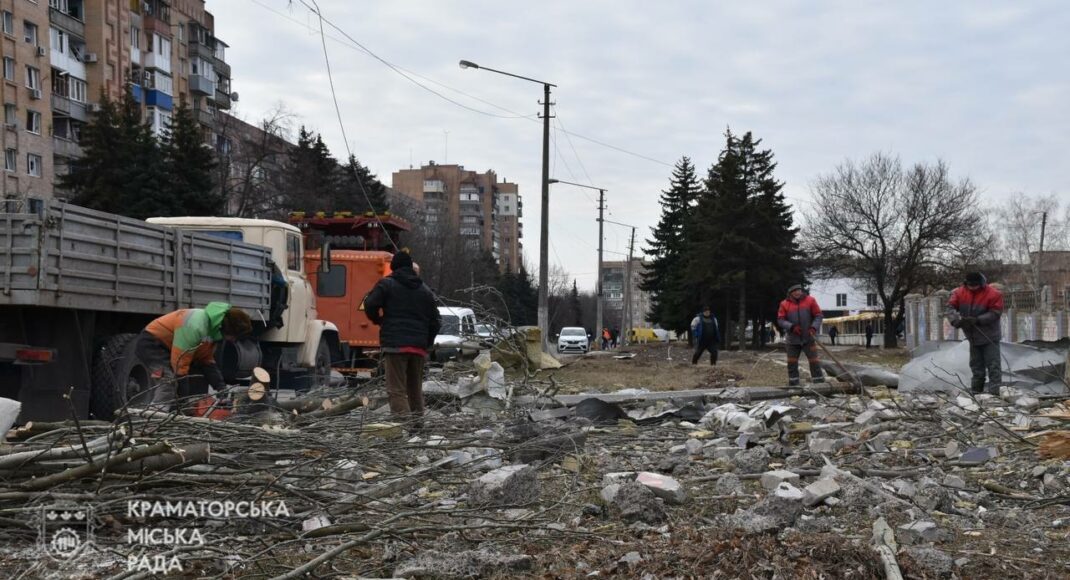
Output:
[440, 315, 460, 335]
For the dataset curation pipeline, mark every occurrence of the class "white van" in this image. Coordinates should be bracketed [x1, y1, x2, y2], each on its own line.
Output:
[434, 307, 480, 361]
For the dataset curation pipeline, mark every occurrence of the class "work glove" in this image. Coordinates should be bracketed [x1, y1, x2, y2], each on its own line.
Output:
[791, 325, 802, 337]
[808, 327, 817, 338]
[961, 317, 977, 329]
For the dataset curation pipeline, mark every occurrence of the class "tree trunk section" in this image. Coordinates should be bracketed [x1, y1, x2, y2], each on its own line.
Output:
[737, 284, 746, 351]
[883, 306, 897, 348]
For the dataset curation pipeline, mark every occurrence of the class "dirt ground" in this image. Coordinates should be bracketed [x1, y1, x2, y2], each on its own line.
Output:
[542, 342, 912, 394]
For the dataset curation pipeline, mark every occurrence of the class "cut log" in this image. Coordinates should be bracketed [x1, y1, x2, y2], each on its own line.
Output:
[872, 517, 904, 580]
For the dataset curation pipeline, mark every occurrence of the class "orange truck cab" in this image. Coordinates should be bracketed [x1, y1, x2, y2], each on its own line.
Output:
[290, 212, 411, 369]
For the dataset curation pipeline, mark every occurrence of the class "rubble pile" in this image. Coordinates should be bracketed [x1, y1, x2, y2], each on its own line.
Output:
[0, 358, 1068, 578]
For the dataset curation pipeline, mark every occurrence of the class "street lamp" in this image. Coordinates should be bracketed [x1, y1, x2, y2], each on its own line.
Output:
[549, 178, 607, 344]
[460, 59, 556, 348]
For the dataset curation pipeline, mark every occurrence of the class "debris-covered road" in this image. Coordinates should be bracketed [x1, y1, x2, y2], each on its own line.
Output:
[1, 343, 1068, 578]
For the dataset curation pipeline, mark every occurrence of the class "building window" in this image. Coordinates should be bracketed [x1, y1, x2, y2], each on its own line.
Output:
[25, 66, 40, 90]
[4, 149, 15, 172]
[286, 234, 301, 272]
[835, 293, 847, 307]
[147, 106, 172, 136]
[26, 111, 40, 134]
[24, 22, 37, 45]
[2, 12, 13, 36]
[866, 293, 879, 307]
[50, 27, 66, 54]
[4, 104, 15, 125]
[27, 154, 41, 177]
[130, 26, 140, 50]
[3, 58, 14, 81]
[70, 77, 87, 102]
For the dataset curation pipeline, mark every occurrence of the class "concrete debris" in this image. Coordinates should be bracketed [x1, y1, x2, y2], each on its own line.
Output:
[900, 341, 1068, 395]
[612, 482, 667, 525]
[802, 477, 842, 506]
[685, 438, 704, 455]
[760, 469, 801, 490]
[635, 471, 687, 504]
[618, 551, 642, 566]
[897, 520, 947, 545]
[714, 473, 744, 495]
[903, 546, 954, 579]
[958, 446, 999, 466]
[394, 549, 533, 579]
[773, 481, 805, 501]
[943, 474, 967, 490]
[468, 464, 539, 507]
[733, 446, 771, 473]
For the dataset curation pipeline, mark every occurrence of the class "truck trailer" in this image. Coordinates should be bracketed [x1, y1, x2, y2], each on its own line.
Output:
[0, 199, 339, 421]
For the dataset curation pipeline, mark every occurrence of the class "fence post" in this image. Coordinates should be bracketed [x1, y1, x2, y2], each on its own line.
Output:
[905, 294, 921, 350]
[933, 290, 950, 340]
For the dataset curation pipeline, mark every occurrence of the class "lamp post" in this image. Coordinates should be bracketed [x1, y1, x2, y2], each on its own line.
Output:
[460, 59, 556, 348]
[548, 178, 606, 346]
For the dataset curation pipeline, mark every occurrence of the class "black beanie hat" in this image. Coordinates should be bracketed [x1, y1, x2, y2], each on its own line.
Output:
[787, 284, 804, 295]
[964, 272, 985, 286]
[391, 251, 413, 271]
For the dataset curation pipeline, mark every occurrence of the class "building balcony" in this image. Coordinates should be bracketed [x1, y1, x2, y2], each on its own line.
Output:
[51, 94, 88, 122]
[189, 74, 215, 95]
[214, 59, 231, 79]
[49, 8, 86, 39]
[143, 52, 171, 73]
[53, 136, 83, 159]
[192, 106, 215, 127]
[212, 89, 231, 110]
[144, 89, 172, 110]
[188, 41, 214, 61]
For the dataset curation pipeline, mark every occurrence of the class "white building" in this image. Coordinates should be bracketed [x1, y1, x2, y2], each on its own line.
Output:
[807, 277, 882, 317]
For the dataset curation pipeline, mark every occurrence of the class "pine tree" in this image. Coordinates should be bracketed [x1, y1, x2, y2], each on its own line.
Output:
[339, 155, 389, 214]
[281, 127, 339, 212]
[161, 102, 221, 216]
[63, 90, 166, 218]
[641, 156, 702, 334]
[569, 280, 584, 327]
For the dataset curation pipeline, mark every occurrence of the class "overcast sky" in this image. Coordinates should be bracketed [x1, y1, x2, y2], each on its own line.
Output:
[213, 1, 1068, 289]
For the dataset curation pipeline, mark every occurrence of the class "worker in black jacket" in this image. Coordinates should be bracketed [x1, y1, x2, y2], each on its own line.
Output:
[363, 250, 441, 420]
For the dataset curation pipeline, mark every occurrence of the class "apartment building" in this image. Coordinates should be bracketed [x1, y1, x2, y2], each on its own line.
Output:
[1, 0, 55, 198]
[602, 258, 650, 327]
[392, 161, 523, 274]
[0, 0, 234, 199]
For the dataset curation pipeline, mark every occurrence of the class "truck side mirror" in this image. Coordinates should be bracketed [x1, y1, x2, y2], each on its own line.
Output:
[319, 242, 331, 273]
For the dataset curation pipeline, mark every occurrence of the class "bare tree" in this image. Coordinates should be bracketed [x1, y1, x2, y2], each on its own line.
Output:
[993, 193, 1070, 290]
[216, 107, 295, 218]
[804, 153, 985, 347]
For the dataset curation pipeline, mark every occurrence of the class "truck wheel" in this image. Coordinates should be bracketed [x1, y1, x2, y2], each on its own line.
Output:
[90, 334, 151, 420]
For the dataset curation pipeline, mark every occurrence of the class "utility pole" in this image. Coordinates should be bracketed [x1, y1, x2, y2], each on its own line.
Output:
[1037, 210, 1048, 299]
[596, 189, 605, 345]
[622, 227, 636, 346]
[537, 82, 552, 348]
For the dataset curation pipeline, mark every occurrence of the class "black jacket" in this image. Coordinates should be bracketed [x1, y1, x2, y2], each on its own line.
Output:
[363, 267, 441, 349]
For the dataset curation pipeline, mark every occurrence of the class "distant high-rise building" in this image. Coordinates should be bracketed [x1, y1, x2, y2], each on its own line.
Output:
[392, 161, 523, 274]
[0, 0, 234, 200]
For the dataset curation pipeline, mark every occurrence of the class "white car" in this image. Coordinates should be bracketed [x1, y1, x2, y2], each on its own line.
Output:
[434, 307, 480, 361]
[557, 327, 590, 354]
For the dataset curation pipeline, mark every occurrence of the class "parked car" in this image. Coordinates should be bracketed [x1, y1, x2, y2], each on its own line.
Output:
[433, 307, 481, 361]
[557, 327, 590, 354]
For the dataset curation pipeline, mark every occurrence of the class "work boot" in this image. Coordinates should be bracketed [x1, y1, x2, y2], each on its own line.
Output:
[984, 382, 1002, 396]
[812, 377, 826, 384]
[970, 380, 985, 395]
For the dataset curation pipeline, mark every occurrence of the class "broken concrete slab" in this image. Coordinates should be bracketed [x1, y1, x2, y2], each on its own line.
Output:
[612, 481, 666, 525]
[943, 474, 967, 490]
[635, 471, 687, 504]
[468, 464, 539, 507]
[685, 438, 704, 455]
[803, 477, 842, 506]
[714, 473, 744, 495]
[773, 482, 805, 501]
[898, 520, 948, 545]
[904, 546, 954, 579]
[760, 469, 801, 491]
[733, 446, 771, 473]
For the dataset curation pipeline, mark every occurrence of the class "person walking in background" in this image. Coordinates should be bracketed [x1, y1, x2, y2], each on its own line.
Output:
[690, 305, 721, 365]
[601, 327, 611, 350]
[777, 284, 825, 386]
[138, 302, 253, 411]
[864, 322, 875, 348]
[945, 271, 1004, 394]
[828, 326, 838, 345]
[364, 250, 441, 422]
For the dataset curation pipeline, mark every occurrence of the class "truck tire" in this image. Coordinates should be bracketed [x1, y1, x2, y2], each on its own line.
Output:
[90, 333, 150, 420]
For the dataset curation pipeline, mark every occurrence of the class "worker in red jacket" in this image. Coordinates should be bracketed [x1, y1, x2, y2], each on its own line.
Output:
[945, 271, 1004, 394]
[777, 284, 825, 387]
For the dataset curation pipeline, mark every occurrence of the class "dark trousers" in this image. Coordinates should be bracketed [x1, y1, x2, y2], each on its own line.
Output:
[786, 342, 824, 386]
[692, 341, 718, 365]
[383, 353, 426, 418]
[135, 331, 218, 410]
[865, 334, 874, 348]
[969, 342, 1002, 393]
[829, 335, 837, 345]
